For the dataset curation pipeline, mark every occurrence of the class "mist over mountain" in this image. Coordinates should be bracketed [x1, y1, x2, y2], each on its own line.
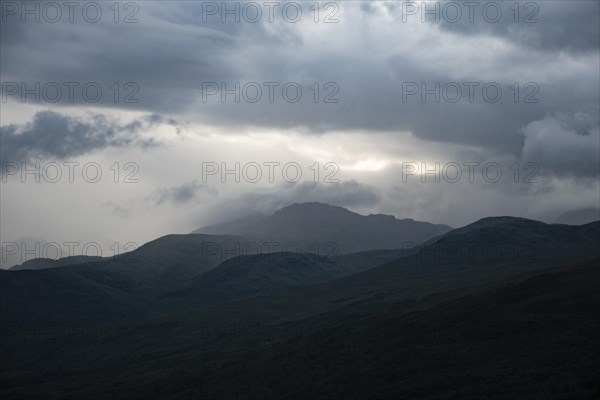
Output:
[554, 207, 600, 225]
[194, 202, 452, 254]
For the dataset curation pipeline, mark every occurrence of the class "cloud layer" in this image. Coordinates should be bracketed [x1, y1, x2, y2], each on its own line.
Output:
[0, 111, 172, 164]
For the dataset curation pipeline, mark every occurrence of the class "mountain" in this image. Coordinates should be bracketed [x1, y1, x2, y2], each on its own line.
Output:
[0, 234, 247, 325]
[2, 215, 599, 399]
[0, 237, 49, 269]
[154, 217, 600, 319]
[162, 249, 405, 307]
[326, 218, 600, 302]
[9, 255, 105, 271]
[193, 202, 452, 254]
[554, 207, 600, 225]
[10, 202, 446, 275]
[3, 217, 599, 328]
[416, 216, 600, 265]
[165, 217, 600, 327]
[2, 257, 598, 400]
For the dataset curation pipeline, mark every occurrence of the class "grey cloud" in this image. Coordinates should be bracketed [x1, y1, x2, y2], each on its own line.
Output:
[554, 111, 600, 136]
[122, 114, 178, 132]
[0, 111, 168, 164]
[150, 181, 217, 206]
[432, 0, 600, 53]
[521, 114, 600, 177]
[0, 2, 597, 161]
[193, 62, 596, 155]
[0, 1, 286, 113]
[102, 201, 133, 219]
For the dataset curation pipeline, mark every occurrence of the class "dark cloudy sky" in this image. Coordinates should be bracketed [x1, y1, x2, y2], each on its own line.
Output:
[1, 0, 599, 264]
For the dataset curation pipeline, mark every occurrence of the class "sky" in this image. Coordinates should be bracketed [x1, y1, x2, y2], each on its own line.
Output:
[1, 0, 599, 266]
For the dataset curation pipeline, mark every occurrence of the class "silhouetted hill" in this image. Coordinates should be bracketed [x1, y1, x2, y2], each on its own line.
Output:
[193, 202, 452, 254]
[0, 234, 246, 325]
[1, 215, 599, 399]
[416, 217, 600, 266]
[163, 249, 404, 307]
[2, 217, 598, 329]
[322, 218, 600, 306]
[0, 237, 49, 269]
[9, 255, 105, 271]
[2, 258, 598, 399]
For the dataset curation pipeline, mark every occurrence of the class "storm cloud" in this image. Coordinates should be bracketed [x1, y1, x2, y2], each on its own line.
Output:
[0, 111, 171, 164]
[1, 1, 597, 156]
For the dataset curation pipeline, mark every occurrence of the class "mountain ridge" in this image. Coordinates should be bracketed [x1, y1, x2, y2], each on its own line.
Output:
[193, 202, 452, 254]
[3, 213, 598, 327]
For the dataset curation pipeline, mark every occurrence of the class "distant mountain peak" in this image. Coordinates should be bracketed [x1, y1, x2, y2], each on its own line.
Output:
[283, 202, 339, 208]
[273, 202, 353, 214]
[368, 213, 406, 220]
[450, 216, 544, 234]
[193, 202, 452, 254]
[471, 216, 539, 224]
